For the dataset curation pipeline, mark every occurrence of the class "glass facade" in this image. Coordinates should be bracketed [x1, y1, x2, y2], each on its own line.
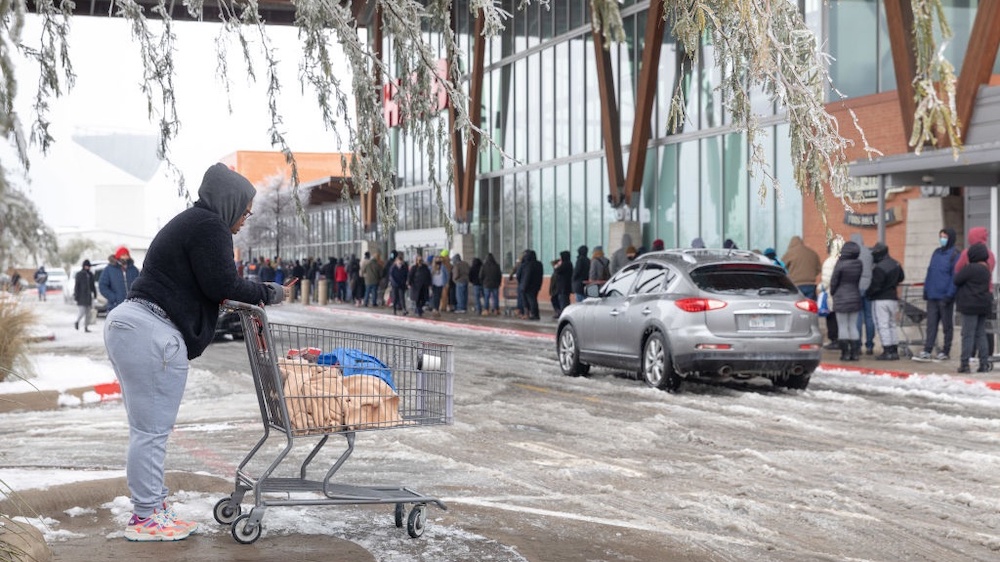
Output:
[377, 1, 840, 271]
[828, 0, 999, 99]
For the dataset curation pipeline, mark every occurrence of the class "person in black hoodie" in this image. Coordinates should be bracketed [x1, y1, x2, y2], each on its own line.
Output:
[552, 250, 573, 317]
[520, 250, 544, 320]
[867, 242, 905, 360]
[572, 245, 591, 303]
[830, 240, 864, 361]
[103, 163, 286, 541]
[954, 242, 994, 373]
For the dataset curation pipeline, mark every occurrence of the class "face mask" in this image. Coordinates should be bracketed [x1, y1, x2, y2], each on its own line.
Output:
[939, 237, 948, 248]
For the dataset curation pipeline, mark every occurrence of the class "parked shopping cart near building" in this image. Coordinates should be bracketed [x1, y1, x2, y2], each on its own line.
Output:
[213, 301, 454, 544]
[502, 277, 519, 316]
[896, 282, 927, 359]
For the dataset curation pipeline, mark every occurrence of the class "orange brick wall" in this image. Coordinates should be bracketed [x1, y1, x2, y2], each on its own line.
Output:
[802, 91, 919, 268]
[220, 151, 350, 189]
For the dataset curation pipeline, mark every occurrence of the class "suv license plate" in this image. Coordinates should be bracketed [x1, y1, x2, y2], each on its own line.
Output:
[748, 315, 776, 329]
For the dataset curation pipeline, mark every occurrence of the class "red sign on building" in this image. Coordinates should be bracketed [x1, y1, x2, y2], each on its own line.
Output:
[383, 59, 451, 128]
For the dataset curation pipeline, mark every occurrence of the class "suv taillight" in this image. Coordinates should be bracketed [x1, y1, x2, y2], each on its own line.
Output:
[795, 299, 818, 313]
[675, 298, 727, 312]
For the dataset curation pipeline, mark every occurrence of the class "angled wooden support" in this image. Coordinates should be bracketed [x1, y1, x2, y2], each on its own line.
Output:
[883, 0, 918, 149]
[361, 4, 383, 232]
[592, 17, 626, 208]
[622, 0, 666, 206]
[954, 1, 1000, 144]
[456, 10, 486, 224]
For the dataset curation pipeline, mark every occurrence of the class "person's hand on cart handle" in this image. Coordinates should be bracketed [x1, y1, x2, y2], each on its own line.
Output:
[264, 282, 287, 305]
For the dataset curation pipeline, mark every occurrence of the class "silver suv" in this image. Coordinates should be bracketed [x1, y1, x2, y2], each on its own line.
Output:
[556, 249, 822, 391]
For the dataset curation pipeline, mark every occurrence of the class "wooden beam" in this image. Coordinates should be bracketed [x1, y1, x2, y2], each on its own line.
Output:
[458, 10, 486, 224]
[622, 0, 665, 206]
[592, 18, 626, 207]
[883, 0, 918, 149]
[361, 4, 382, 231]
[954, 1, 1000, 144]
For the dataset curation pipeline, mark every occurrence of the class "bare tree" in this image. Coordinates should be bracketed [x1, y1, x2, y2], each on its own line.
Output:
[235, 173, 308, 261]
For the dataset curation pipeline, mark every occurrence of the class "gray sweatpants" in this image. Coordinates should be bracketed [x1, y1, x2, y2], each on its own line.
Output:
[103, 301, 188, 518]
[872, 299, 899, 347]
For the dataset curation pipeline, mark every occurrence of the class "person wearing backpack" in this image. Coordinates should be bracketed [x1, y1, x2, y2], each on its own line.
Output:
[916, 228, 960, 361]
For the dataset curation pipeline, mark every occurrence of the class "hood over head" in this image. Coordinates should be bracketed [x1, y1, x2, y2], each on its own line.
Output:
[577, 245, 589, 257]
[197, 163, 257, 229]
[871, 242, 888, 262]
[968, 226, 989, 246]
[651, 239, 665, 251]
[691, 237, 706, 249]
[840, 241, 861, 260]
[620, 233, 633, 250]
[560, 250, 572, 262]
[939, 227, 957, 250]
[968, 242, 989, 263]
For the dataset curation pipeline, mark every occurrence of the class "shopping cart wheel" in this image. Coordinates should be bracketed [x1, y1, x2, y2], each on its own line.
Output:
[394, 503, 405, 528]
[407, 504, 427, 538]
[213, 497, 243, 525]
[231, 514, 263, 544]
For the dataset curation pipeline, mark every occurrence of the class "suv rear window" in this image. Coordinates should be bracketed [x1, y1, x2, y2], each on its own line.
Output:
[689, 264, 798, 296]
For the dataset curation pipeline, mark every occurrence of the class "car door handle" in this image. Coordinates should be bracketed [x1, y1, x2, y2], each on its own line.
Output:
[609, 310, 619, 317]
[642, 307, 652, 315]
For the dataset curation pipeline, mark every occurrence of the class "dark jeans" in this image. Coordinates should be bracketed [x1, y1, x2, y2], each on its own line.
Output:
[856, 297, 875, 350]
[523, 290, 540, 319]
[798, 284, 816, 300]
[826, 313, 838, 341]
[923, 299, 954, 355]
[392, 285, 407, 312]
[960, 313, 989, 366]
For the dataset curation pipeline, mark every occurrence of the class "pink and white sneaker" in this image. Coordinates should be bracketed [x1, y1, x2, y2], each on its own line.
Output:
[124, 512, 193, 542]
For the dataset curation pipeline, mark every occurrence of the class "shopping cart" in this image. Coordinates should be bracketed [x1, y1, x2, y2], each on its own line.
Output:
[213, 301, 454, 544]
[502, 277, 519, 316]
[896, 282, 927, 359]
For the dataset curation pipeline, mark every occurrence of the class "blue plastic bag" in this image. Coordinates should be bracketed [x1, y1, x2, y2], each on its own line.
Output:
[317, 347, 396, 391]
[817, 290, 830, 318]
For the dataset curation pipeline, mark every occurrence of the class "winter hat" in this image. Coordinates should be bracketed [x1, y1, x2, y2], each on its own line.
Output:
[764, 248, 777, 258]
[440, 249, 449, 258]
[114, 246, 131, 260]
[652, 239, 665, 251]
[197, 163, 257, 229]
[82, 259, 92, 267]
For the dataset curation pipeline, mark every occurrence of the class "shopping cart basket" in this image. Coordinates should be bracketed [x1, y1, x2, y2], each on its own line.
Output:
[502, 277, 519, 316]
[213, 301, 454, 544]
[896, 282, 927, 359]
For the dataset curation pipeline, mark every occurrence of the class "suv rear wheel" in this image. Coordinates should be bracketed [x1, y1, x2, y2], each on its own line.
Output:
[557, 325, 590, 377]
[642, 332, 680, 392]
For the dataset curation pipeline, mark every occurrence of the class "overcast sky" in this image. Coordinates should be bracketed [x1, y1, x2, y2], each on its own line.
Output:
[7, 13, 354, 231]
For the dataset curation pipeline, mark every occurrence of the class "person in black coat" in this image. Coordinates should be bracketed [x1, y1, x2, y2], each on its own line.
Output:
[552, 250, 573, 318]
[479, 253, 503, 315]
[73, 260, 97, 332]
[954, 242, 994, 373]
[572, 245, 591, 303]
[389, 252, 409, 315]
[867, 242, 905, 360]
[520, 250, 544, 320]
[408, 255, 431, 317]
[830, 240, 864, 360]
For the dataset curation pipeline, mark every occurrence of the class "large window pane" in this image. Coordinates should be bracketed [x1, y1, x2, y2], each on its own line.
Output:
[829, 0, 878, 97]
[571, 160, 586, 248]
[775, 124, 803, 252]
[678, 140, 700, 248]
[541, 47, 555, 162]
[555, 41, 570, 159]
[527, 53, 541, 163]
[723, 132, 748, 249]
[587, 158, 605, 249]
[700, 136, 723, 247]
[657, 144, 678, 249]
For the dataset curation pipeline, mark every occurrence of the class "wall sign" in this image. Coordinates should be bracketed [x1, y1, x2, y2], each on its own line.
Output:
[844, 176, 908, 203]
[843, 207, 900, 228]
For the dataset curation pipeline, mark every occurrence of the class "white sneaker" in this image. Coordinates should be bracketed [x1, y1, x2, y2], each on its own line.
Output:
[935, 352, 950, 361]
[913, 351, 932, 361]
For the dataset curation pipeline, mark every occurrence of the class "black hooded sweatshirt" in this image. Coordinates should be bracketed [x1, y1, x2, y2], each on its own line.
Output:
[954, 243, 993, 315]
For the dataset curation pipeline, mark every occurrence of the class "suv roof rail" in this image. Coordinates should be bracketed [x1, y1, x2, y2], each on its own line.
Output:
[656, 248, 772, 265]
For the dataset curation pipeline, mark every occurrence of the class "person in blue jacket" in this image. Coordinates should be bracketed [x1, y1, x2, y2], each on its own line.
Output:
[916, 228, 960, 361]
[99, 246, 140, 313]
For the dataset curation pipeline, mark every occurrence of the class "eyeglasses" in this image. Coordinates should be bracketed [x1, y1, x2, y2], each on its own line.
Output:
[242, 209, 253, 220]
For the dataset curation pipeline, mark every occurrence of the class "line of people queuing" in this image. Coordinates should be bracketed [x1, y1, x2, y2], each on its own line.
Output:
[821, 226, 995, 373]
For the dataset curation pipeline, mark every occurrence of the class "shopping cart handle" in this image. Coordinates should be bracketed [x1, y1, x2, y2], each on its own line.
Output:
[221, 300, 265, 314]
